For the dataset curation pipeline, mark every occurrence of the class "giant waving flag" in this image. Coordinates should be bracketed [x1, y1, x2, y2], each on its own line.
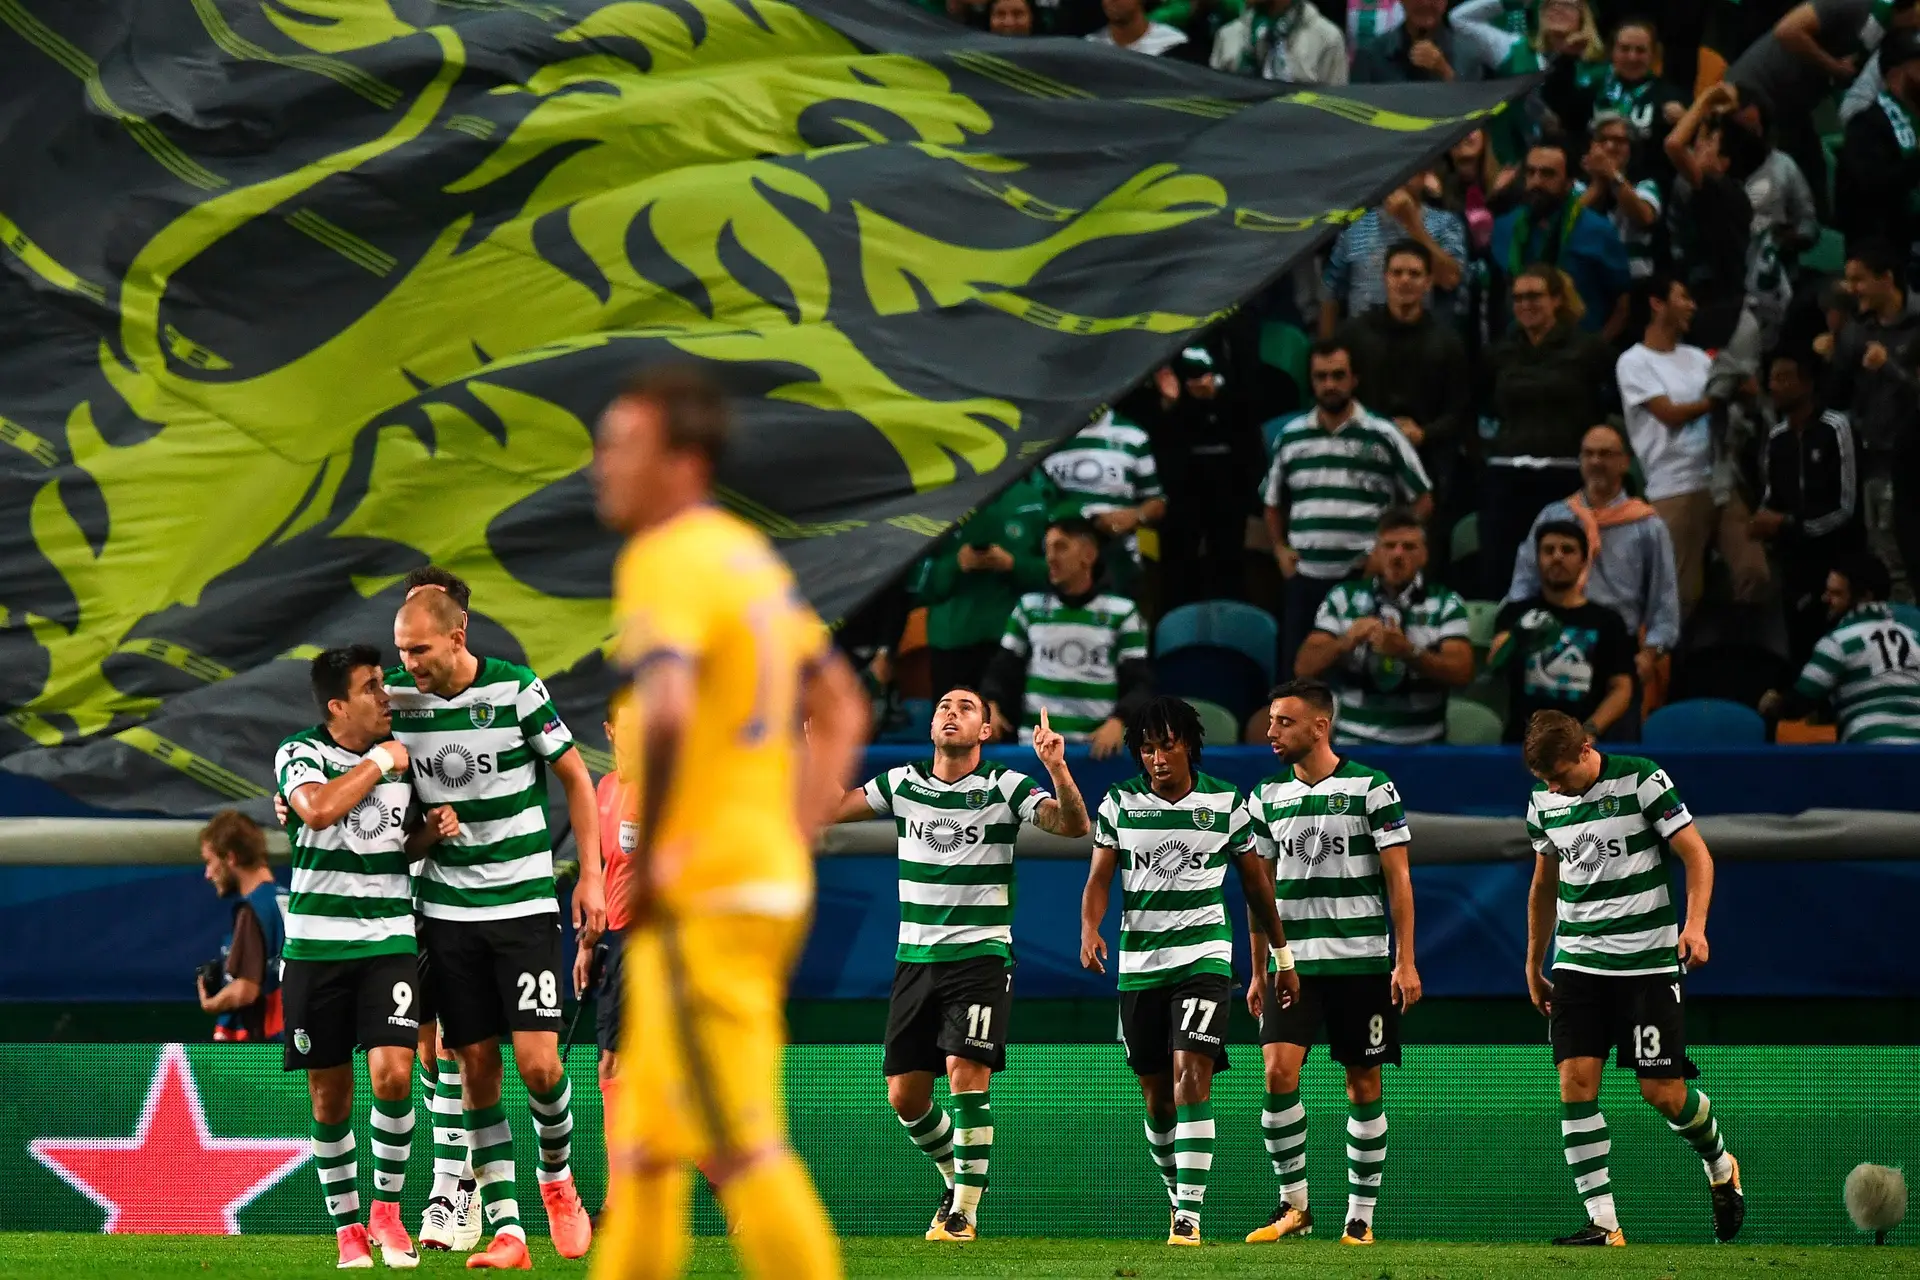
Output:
[0, 0, 1521, 814]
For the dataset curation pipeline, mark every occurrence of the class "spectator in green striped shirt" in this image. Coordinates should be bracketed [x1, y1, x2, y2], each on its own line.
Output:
[1262, 339, 1433, 679]
[1761, 551, 1920, 741]
[983, 517, 1152, 759]
[1294, 509, 1474, 745]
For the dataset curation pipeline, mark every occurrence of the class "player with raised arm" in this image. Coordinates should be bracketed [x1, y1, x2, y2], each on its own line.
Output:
[276, 645, 459, 1269]
[1522, 710, 1745, 1247]
[591, 365, 869, 1280]
[831, 689, 1089, 1243]
[1080, 696, 1297, 1246]
[1242, 679, 1420, 1248]
[388, 587, 604, 1268]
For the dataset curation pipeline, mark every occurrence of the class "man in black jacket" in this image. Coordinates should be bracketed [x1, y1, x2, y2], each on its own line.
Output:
[1337, 240, 1472, 577]
[1122, 337, 1267, 609]
[1827, 238, 1920, 593]
[1751, 349, 1865, 667]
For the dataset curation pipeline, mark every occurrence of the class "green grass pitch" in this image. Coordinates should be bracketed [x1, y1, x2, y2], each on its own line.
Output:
[0, 1234, 1912, 1279]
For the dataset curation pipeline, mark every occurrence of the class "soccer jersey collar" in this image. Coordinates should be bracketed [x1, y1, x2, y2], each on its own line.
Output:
[1289, 755, 1346, 788]
[918, 757, 992, 787]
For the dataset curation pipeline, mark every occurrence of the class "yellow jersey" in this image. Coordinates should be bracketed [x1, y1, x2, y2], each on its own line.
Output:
[612, 505, 827, 918]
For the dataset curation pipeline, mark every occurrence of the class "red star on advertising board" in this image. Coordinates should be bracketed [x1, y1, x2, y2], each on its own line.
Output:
[30, 1043, 311, 1233]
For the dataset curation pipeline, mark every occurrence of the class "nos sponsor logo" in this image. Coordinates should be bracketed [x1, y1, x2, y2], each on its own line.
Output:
[1035, 637, 1112, 671]
[1284, 828, 1344, 866]
[417, 746, 498, 787]
[1562, 832, 1625, 870]
[908, 818, 982, 853]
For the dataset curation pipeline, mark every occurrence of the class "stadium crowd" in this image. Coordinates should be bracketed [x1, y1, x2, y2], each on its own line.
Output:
[861, 0, 1920, 752]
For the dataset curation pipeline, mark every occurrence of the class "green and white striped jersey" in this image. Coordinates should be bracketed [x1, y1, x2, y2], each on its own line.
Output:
[1260, 406, 1430, 580]
[1042, 411, 1165, 517]
[385, 657, 576, 922]
[863, 760, 1049, 964]
[1313, 576, 1471, 746]
[1247, 759, 1409, 975]
[274, 727, 417, 962]
[1526, 753, 1692, 977]
[1094, 773, 1252, 990]
[1793, 603, 1920, 744]
[1000, 591, 1148, 739]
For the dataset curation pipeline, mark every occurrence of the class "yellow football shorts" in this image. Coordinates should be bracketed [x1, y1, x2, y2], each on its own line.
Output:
[609, 909, 806, 1165]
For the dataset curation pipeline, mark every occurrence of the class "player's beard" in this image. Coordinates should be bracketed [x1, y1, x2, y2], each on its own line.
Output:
[1273, 739, 1311, 766]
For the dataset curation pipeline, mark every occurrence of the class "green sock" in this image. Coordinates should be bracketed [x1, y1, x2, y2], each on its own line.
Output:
[311, 1117, 359, 1229]
[1562, 1100, 1619, 1231]
[465, 1102, 523, 1239]
[902, 1105, 957, 1186]
[1345, 1098, 1387, 1229]
[1173, 1102, 1214, 1222]
[369, 1095, 414, 1204]
[1144, 1115, 1177, 1204]
[1669, 1087, 1733, 1181]
[951, 1091, 993, 1221]
[1261, 1090, 1307, 1206]
[527, 1079, 574, 1184]
[430, 1056, 466, 1198]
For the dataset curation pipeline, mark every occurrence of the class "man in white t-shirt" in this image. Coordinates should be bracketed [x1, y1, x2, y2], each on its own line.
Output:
[1087, 0, 1188, 55]
[1616, 273, 1769, 616]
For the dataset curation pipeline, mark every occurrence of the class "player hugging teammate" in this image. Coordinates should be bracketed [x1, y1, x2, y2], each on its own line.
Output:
[275, 567, 604, 1271]
[276, 645, 452, 1269]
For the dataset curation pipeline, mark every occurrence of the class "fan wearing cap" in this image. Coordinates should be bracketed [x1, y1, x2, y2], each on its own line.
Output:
[1836, 24, 1920, 252]
[1122, 341, 1267, 608]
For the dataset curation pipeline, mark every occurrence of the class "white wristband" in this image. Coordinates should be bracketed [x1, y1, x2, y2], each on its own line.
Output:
[1271, 944, 1295, 973]
[364, 744, 396, 775]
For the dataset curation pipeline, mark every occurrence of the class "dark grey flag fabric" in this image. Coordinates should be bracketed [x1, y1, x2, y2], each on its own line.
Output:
[0, 0, 1521, 812]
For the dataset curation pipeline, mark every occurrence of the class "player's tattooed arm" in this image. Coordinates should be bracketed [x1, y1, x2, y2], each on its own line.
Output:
[1030, 707, 1091, 837]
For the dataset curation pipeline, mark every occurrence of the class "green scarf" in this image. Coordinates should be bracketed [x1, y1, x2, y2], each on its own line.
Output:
[1596, 68, 1653, 114]
[1240, 0, 1306, 75]
[1882, 91, 1917, 159]
[1864, 0, 1896, 46]
[1507, 193, 1584, 280]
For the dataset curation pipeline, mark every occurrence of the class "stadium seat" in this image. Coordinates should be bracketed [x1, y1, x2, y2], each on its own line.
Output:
[1156, 601, 1278, 687]
[1156, 646, 1269, 721]
[880, 697, 933, 745]
[1642, 698, 1765, 747]
[1445, 697, 1505, 745]
[1775, 718, 1837, 745]
[1450, 512, 1479, 566]
[1188, 698, 1242, 748]
[1802, 225, 1845, 276]
[1464, 599, 1502, 650]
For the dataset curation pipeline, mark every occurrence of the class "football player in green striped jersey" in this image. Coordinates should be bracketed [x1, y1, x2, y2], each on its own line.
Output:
[1081, 696, 1295, 1246]
[389, 588, 603, 1263]
[1243, 679, 1420, 1248]
[277, 645, 459, 1268]
[831, 691, 1089, 1241]
[1523, 711, 1744, 1247]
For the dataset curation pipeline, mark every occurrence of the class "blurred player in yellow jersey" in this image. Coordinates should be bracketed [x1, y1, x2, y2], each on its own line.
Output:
[590, 364, 867, 1280]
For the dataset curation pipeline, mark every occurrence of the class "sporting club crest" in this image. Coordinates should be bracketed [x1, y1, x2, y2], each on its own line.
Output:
[1192, 808, 1216, 831]
[967, 789, 989, 810]
[1598, 795, 1621, 819]
[469, 704, 496, 730]
[1326, 793, 1350, 817]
